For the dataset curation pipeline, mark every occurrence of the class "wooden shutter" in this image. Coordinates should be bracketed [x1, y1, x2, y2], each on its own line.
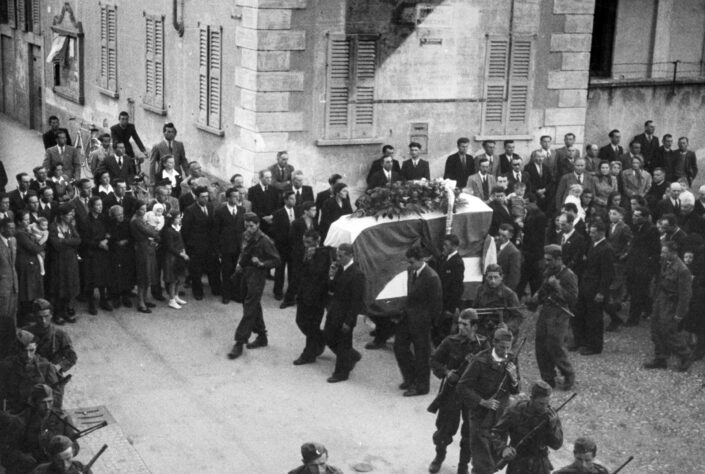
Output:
[7, 0, 16, 28]
[483, 38, 509, 135]
[107, 6, 117, 91]
[144, 14, 164, 109]
[31, 0, 40, 35]
[16, 0, 24, 31]
[145, 16, 155, 103]
[208, 26, 222, 129]
[198, 26, 209, 124]
[352, 36, 377, 138]
[506, 38, 532, 134]
[100, 5, 108, 88]
[325, 34, 351, 139]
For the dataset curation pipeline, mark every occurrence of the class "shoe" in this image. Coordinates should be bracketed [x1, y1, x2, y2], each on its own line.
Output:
[403, 387, 429, 397]
[350, 350, 362, 371]
[605, 321, 622, 332]
[279, 300, 295, 309]
[137, 306, 152, 314]
[428, 449, 446, 473]
[327, 374, 348, 383]
[365, 340, 386, 350]
[561, 375, 575, 391]
[643, 359, 667, 369]
[273, 293, 283, 301]
[122, 296, 133, 308]
[222, 297, 230, 305]
[579, 348, 599, 356]
[175, 296, 187, 305]
[677, 355, 694, 373]
[194, 294, 204, 301]
[145, 301, 156, 308]
[99, 300, 113, 311]
[168, 299, 182, 310]
[228, 343, 244, 360]
[246, 338, 268, 349]
[52, 316, 65, 326]
[66, 308, 76, 317]
[293, 356, 315, 366]
[152, 294, 166, 302]
[88, 301, 97, 316]
[399, 381, 412, 390]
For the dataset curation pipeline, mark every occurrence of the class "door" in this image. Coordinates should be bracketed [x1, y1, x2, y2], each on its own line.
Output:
[1, 35, 15, 115]
[29, 44, 43, 130]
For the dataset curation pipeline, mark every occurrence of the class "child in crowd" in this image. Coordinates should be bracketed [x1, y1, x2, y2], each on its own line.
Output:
[564, 183, 586, 223]
[28, 217, 50, 276]
[507, 181, 528, 229]
[145, 203, 166, 232]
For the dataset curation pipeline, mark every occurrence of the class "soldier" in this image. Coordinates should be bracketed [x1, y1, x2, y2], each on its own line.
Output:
[428, 309, 490, 473]
[528, 245, 579, 389]
[32, 435, 91, 474]
[490, 380, 563, 474]
[288, 442, 343, 474]
[643, 240, 694, 372]
[553, 437, 609, 474]
[0, 330, 62, 412]
[473, 264, 523, 342]
[456, 328, 520, 474]
[24, 299, 77, 374]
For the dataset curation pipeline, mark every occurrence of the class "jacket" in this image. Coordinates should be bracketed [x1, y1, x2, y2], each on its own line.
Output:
[150, 139, 188, 179]
[326, 262, 366, 329]
[400, 159, 430, 181]
[43, 146, 81, 179]
[110, 123, 146, 158]
[443, 152, 474, 189]
[404, 264, 443, 330]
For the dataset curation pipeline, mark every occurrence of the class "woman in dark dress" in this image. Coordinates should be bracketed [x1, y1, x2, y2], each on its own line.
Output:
[162, 210, 189, 309]
[14, 210, 44, 324]
[82, 196, 112, 314]
[130, 202, 160, 313]
[48, 204, 81, 323]
[92, 170, 116, 215]
[107, 204, 136, 309]
[319, 182, 353, 241]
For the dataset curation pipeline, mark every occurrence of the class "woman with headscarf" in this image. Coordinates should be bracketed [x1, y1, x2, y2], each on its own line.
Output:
[48, 204, 81, 323]
[319, 182, 352, 241]
[107, 204, 135, 309]
[130, 201, 160, 313]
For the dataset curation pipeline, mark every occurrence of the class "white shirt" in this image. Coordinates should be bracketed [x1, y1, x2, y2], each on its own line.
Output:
[98, 184, 114, 195]
[593, 237, 606, 247]
[342, 259, 354, 272]
[491, 348, 507, 363]
[499, 241, 510, 252]
[163, 168, 178, 187]
[446, 250, 458, 261]
[562, 229, 575, 245]
[414, 262, 426, 278]
[0, 235, 7, 247]
[227, 204, 238, 216]
[286, 206, 295, 222]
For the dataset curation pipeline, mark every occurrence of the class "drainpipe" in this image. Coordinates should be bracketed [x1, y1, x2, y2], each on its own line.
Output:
[173, 0, 184, 37]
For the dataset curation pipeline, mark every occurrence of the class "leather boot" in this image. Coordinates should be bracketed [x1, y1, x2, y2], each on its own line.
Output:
[457, 442, 471, 474]
[428, 446, 446, 473]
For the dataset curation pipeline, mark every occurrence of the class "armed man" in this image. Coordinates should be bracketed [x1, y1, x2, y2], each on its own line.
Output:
[427, 309, 490, 473]
[23, 299, 77, 375]
[490, 380, 563, 474]
[553, 437, 609, 474]
[526, 244, 578, 390]
[456, 328, 521, 474]
[32, 435, 92, 474]
[473, 264, 523, 343]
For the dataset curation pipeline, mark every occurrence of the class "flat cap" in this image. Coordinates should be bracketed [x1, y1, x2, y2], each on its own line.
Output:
[32, 298, 52, 312]
[47, 435, 73, 456]
[16, 329, 35, 347]
[301, 442, 327, 464]
[530, 380, 552, 398]
[30, 384, 53, 403]
[573, 437, 597, 455]
[544, 244, 562, 258]
[493, 327, 513, 342]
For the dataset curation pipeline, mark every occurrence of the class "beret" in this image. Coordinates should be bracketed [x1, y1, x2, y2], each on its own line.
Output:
[30, 384, 53, 403]
[32, 298, 52, 312]
[301, 442, 327, 464]
[544, 244, 562, 258]
[493, 327, 513, 342]
[530, 380, 552, 398]
[573, 437, 597, 455]
[47, 435, 73, 456]
[16, 329, 35, 347]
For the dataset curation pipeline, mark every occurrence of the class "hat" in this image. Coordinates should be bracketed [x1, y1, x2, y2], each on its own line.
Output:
[156, 178, 172, 187]
[530, 380, 552, 398]
[301, 442, 327, 464]
[493, 327, 513, 342]
[47, 435, 73, 456]
[30, 384, 53, 403]
[57, 203, 75, 215]
[32, 298, 52, 313]
[16, 329, 35, 347]
[573, 437, 597, 455]
[543, 244, 562, 259]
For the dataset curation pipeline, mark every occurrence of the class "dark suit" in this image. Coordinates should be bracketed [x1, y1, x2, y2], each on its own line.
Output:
[110, 123, 146, 158]
[295, 247, 332, 360]
[633, 133, 659, 172]
[367, 170, 402, 190]
[561, 231, 587, 278]
[504, 170, 530, 194]
[182, 202, 221, 298]
[654, 146, 675, 176]
[598, 144, 623, 164]
[43, 145, 81, 179]
[430, 252, 465, 345]
[679, 211, 705, 238]
[103, 193, 139, 220]
[394, 264, 442, 392]
[574, 239, 614, 353]
[42, 128, 72, 149]
[29, 179, 51, 196]
[324, 262, 366, 378]
[155, 169, 183, 198]
[555, 147, 581, 178]
[498, 153, 520, 177]
[400, 159, 430, 181]
[655, 197, 680, 219]
[8, 190, 28, 214]
[248, 184, 280, 236]
[269, 163, 295, 192]
[37, 201, 57, 222]
[555, 173, 595, 210]
[667, 150, 698, 184]
[646, 180, 670, 217]
[367, 157, 401, 187]
[497, 241, 521, 291]
[98, 155, 138, 184]
[319, 198, 353, 241]
[290, 185, 314, 212]
[150, 139, 189, 179]
[179, 192, 196, 213]
[526, 162, 553, 212]
[488, 200, 514, 236]
[214, 204, 244, 302]
[271, 206, 296, 300]
[443, 153, 474, 189]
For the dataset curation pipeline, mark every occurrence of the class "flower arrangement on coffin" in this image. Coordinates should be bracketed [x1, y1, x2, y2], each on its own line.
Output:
[353, 178, 467, 219]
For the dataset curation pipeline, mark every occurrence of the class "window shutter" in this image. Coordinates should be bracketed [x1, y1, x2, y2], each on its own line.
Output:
[8, 0, 16, 28]
[208, 26, 222, 129]
[325, 34, 351, 139]
[31, 0, 40, 35]
[198, 26, 209, 125]
[107, 6, 117, 91]
[154, 17, 164, 107]
[100, 5, 108, 89]
[16, 0, 24, 31]
[483, 38, 509, 135]
[506, 39, 531, 134]
[145, 16, 155, 103]
[352, 36, 377, 139]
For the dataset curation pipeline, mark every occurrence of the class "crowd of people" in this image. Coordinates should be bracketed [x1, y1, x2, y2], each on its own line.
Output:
[0, 113, 702, 473]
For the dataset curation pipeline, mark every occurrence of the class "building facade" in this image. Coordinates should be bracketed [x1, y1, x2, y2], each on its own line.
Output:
[0, 0, 703, 193]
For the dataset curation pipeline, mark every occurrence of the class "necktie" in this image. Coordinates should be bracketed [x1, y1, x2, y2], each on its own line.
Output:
[118, 157, 122, 168]
[59, 147, 63, 155]
[482, 176, 489, 200]
[515, 172, 520, 182]
[460, 155, 465, 168]
[231, 206, 236, 216]
[202, 206, 208, 216]
[168, 141, 172, 151]
[675, 200, 680, 212]
[577, 174, 582, 184]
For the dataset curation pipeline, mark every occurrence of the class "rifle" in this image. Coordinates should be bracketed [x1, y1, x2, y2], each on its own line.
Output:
[494, 392, 577, 471]
[545, 296, 575, 318]
[84, 444, 108, 472]
[612, 456, 634, 474]
[427, 353, 475, 414]
[52, 373, 73, 389]
[480, 337, 527, 428]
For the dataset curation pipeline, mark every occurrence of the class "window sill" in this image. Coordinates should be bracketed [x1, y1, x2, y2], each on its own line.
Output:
[316, 137, 384, 146]
[53, 86, 84, 105]
[142, 102, 167, 116]
[589, 76, 705, 88]
[97, 86, 119, 99]
[196, 122, 225, 137]
[474, 135, 533, 142]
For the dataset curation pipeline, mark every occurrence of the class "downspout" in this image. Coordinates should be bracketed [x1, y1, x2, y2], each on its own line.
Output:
[173, 0, 184, 37]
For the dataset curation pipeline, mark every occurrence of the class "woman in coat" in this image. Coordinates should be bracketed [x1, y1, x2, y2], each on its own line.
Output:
[161, 210, 189, 309]
[14, 210, 44, 324]
[82, 196, 112, 314]
[48, 204, 81, 323]
[319, 182, 353, 241]
[130, 202, 160, 313]
[107, 204, 136, 309]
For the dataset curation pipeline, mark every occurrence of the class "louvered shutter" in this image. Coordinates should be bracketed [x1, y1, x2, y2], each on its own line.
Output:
[325, 34, 351, 139]
[107, 6, 117, 91]
[145, 16, 155, 104]
[506, 39, 531, 134]
[352, 36, 376, 138]
[16, 0, 24, 31]
[31, 0, 40, 35]
[483, 38, 509, 135]
[198, 26, 209, 125]
[154, 17, 164, 107]
[8, 0, 16, 28]
[100, 5, 108, 88]
[208, 26, 222, 129]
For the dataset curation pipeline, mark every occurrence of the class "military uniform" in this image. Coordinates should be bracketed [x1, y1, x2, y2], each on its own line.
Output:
[490, 400, 563, 474]
[533, 265, 578, 388]
[0, 355, 62, 412]
[32, 461, 91, 473]
[429, 334, 489, 469]
[473, 283, 523, 341]
[25, 325, 77, 373]
[288, 465, 342, 474]
[553, 461, 609, 473]
[650, 255, 693, 366]
[456, 347, 520, 474]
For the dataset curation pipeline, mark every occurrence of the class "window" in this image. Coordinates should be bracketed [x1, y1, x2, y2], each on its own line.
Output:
[482, 36, 532, 136]
[30, 0, 40, 35]
[143, 13, 165, 114]
[98, 3, 118, 97]
[197, 24, 223, 135]
[323, 34, 378, 141]
[16, 0, 23, 30]
[50, 2, 84, 105]
[590, 0, 617, 77]
[4, 0, 16, 28]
